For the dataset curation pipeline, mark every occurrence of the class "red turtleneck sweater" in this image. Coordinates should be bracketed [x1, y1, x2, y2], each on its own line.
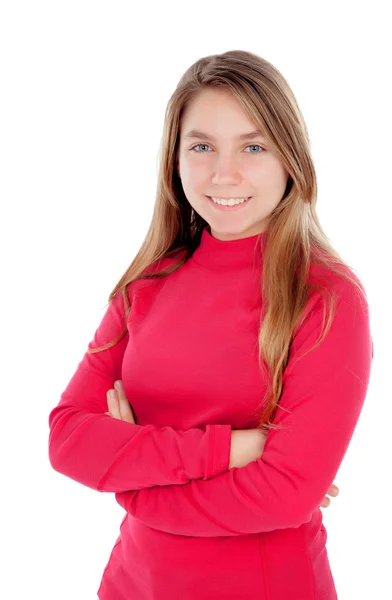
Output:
[48, 226, 373, 599]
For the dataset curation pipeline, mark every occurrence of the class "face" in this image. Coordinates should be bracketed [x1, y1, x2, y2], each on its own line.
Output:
[177, 88, 289, 241]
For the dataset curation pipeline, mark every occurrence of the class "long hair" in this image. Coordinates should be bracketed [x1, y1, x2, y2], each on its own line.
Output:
[88, 49, 367, 431]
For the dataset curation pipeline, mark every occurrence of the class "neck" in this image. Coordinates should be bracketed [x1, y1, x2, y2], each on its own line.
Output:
[191, 225, 266, 270]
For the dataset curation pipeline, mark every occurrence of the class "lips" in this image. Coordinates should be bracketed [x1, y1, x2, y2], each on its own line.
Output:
[205, 195, 252, 210]
[207, 196, 251, 201]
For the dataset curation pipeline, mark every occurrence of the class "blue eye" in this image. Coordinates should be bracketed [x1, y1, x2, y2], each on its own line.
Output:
[191, 144, 211, 152]
[190, 144, 264, 154]
[244, 145, 264, 153]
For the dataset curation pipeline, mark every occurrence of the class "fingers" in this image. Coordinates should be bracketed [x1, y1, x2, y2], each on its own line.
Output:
[328, 484, 339, 497]
[114, 380, 136, 424]
[320, 483, 340, 508]
[107, 389, 121, 419]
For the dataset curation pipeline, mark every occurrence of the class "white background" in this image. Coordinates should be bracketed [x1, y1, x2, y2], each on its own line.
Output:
[1, 1, 391, 599]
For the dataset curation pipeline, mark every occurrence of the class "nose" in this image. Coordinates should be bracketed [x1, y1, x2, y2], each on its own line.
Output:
[212, 167, 242, 188]
[211, 155, 242, 185]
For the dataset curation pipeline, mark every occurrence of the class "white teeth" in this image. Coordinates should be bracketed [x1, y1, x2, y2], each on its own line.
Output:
[210, 197, 249, 206]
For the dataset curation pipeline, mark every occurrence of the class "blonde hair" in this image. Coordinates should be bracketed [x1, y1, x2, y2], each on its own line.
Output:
[88, 49, 367, 431]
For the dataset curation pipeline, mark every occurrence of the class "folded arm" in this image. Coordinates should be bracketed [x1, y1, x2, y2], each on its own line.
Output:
[48, 286, 232, 493]
[115, 278, 374, 536]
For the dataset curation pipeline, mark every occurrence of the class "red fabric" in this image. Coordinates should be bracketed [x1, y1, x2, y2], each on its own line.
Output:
[48, 226, 373, 599]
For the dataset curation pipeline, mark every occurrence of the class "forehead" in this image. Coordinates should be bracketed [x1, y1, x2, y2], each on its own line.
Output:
[180, 89, 267, 140]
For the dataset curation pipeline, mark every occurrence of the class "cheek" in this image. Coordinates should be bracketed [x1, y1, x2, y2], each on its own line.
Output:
[263, 159, 288, 188]
[254, 165, 287, 193]
[181, 159, 208, 186]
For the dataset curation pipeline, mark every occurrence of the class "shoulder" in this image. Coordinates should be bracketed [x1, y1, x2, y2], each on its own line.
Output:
[308, 260, 367, 305]
[294, 262, 369, 338]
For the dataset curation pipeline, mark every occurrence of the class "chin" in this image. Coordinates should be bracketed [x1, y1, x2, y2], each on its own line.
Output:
[209, 223, 254, 239]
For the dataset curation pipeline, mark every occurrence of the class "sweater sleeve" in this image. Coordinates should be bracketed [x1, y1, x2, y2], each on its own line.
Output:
[48, 286, 232, 493]
[115, 277, 374, 536]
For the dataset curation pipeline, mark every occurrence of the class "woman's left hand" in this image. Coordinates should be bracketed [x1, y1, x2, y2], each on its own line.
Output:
[105, 380, 137, 424]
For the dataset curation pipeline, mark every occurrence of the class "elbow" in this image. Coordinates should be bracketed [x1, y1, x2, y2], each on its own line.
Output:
[47, 404, 81, 475]
[270, 491, 317, 530]
[47, 410, 66, 474]
[281, 493, 323, 529]
[48, 440, 61, 474]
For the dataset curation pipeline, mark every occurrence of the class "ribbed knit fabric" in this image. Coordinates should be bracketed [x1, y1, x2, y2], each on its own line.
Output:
[48, 225, 373, 599]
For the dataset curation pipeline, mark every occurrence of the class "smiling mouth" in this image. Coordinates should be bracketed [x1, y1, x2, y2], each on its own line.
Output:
[206, 195, 252, 208]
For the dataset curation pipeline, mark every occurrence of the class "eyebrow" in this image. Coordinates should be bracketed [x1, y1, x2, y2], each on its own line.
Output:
[183, 129, 266, 142]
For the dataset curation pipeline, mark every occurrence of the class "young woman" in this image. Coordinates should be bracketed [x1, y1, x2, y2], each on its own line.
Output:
[48, 49, 373, 599]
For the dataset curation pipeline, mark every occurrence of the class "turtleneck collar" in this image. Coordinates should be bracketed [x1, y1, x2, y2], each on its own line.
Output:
[191, 225, 266, 270]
